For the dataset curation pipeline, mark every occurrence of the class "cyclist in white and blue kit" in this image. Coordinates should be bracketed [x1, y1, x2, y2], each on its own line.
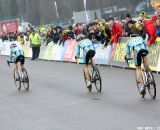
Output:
[8, 43, 25, 79]
[125, 36, 149, 94]
[75, 34, 96, 89]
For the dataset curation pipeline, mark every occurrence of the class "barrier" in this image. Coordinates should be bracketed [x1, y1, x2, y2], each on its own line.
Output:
[1, 37, 160, 72]
[0, 41, 22, 56]
[110, 38, 160, 71]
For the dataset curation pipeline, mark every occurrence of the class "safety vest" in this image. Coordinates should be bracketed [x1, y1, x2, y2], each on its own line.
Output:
[40, 27, 45, 33]
[29, 33, 41, 46]
[17, 36, 25, 45]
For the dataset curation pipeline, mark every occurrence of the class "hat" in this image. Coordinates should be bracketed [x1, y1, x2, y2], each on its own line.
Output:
[126, 14, 131, 18]
[128, 20, 135, 24]
[108, 17, 114, 21]
[151, 15, 158, 21]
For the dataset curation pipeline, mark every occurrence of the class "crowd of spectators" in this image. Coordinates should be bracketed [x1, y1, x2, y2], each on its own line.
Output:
[0, 11, 160, 59]
[38, 12, 160, 47]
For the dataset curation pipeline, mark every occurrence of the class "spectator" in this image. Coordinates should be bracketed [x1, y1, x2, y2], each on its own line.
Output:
[124, 14, 136, 36]
[17, 32, 25, 45]
[29, 29, 41, 60]
[94, 18, 99, 24]
[97, 22, 111, 46]
[108, 17, 122, 44]
[144, 15, 157, 46]
[46, 30, 51, 45]
[74, 23, 83, 36]
[156, 17, 160, 36]
[67, 25, 75, 39]
[50, 27, 60, 44]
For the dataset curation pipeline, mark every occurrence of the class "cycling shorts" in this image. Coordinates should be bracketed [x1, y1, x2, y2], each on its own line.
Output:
[85, 50, 95, 64]
[15, 55, 25, 65]
[134, 49, 149, 66]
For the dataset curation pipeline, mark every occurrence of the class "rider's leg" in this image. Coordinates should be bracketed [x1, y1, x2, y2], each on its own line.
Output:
[143, 55, 149, 70]
[14, 63, 18, 73]
[135, 66, 144, 84]
[91, 59, 96, 68]
[83, 64, 91, 81]
[135, 52, 145, 94]
[14, 63, 19, 79]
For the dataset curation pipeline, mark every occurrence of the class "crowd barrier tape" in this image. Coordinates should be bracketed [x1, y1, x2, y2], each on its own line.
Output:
[0, 37, 160, 72]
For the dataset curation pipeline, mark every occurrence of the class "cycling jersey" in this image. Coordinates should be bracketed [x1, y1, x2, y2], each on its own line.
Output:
[126, 36, 149, 66]
[76, 39, 94, 56]
[9, 47, 24, 63]
[75, 39, 95, 64]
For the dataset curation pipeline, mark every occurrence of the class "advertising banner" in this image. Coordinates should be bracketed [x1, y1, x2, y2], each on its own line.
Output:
[94, 44, 112, 64]
[63, 39, 77, 62]
[110, 43, 127, 67]
[0, 20, 19, 35]
[157, 55, 160, 72]
[44, 41, 54, 60]
[52, 44, 64, 61]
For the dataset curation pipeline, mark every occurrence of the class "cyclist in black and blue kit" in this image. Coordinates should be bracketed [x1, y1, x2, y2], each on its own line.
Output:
[8, 43, 25, 79]
[75, 34, 96, 89]
[125, 36, 149, 94]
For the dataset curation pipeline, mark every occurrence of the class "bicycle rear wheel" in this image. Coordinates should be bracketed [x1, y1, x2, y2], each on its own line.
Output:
[21, 68, 29, 91]
[146, 71, 156, 99]
[93, 67, 102, 92]
[13, 69, 21, 90]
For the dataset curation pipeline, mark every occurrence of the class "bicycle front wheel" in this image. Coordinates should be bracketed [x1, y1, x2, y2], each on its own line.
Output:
[93, 67, 102, 92]
[147, 71, 156, 99]
[13, 69, 21, 90]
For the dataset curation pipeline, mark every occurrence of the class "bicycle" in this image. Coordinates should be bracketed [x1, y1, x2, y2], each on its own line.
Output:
[7, 61, 29, 91]
[77, 58, 102, 92]
[126, 59, 156, 99]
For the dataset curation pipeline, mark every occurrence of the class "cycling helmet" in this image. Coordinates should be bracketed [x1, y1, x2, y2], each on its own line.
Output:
[10, 43, 17, 49]
[76, 34, 85, 41]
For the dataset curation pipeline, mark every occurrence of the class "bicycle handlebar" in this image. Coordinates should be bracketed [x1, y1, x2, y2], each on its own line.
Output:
[125, 58, 133, 67]
[7, 61, 14, 68]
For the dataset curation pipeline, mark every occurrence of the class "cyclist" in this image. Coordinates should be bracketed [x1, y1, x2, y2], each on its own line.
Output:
[75, 34, 96, 89]
[8, 43, 25, 80]
[125, 36, 149, 94]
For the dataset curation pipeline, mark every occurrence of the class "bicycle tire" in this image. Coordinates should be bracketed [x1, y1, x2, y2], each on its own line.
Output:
[21, 68, 29, 91]
[84, 71, 92, 92]
[146, 70, 156, 99]
[13, 69, 21, 90]
[93, 67, 102, 92]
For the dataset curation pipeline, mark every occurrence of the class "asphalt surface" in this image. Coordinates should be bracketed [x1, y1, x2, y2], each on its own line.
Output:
[0, 56, 160, 130]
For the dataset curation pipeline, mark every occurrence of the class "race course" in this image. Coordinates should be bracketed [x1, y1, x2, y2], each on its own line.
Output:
[0, 56, 160, 130]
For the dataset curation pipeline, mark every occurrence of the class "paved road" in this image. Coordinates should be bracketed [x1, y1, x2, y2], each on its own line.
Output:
[0, 56, 160, 130]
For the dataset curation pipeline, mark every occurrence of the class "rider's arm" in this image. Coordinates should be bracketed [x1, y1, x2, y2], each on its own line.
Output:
[75, 44, 80, 59]
[126, 44, 131, 59]
[8, 50, 13, 62]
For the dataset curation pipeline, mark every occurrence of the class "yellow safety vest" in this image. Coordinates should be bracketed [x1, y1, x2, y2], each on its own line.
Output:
[29, 33, 41, 46]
